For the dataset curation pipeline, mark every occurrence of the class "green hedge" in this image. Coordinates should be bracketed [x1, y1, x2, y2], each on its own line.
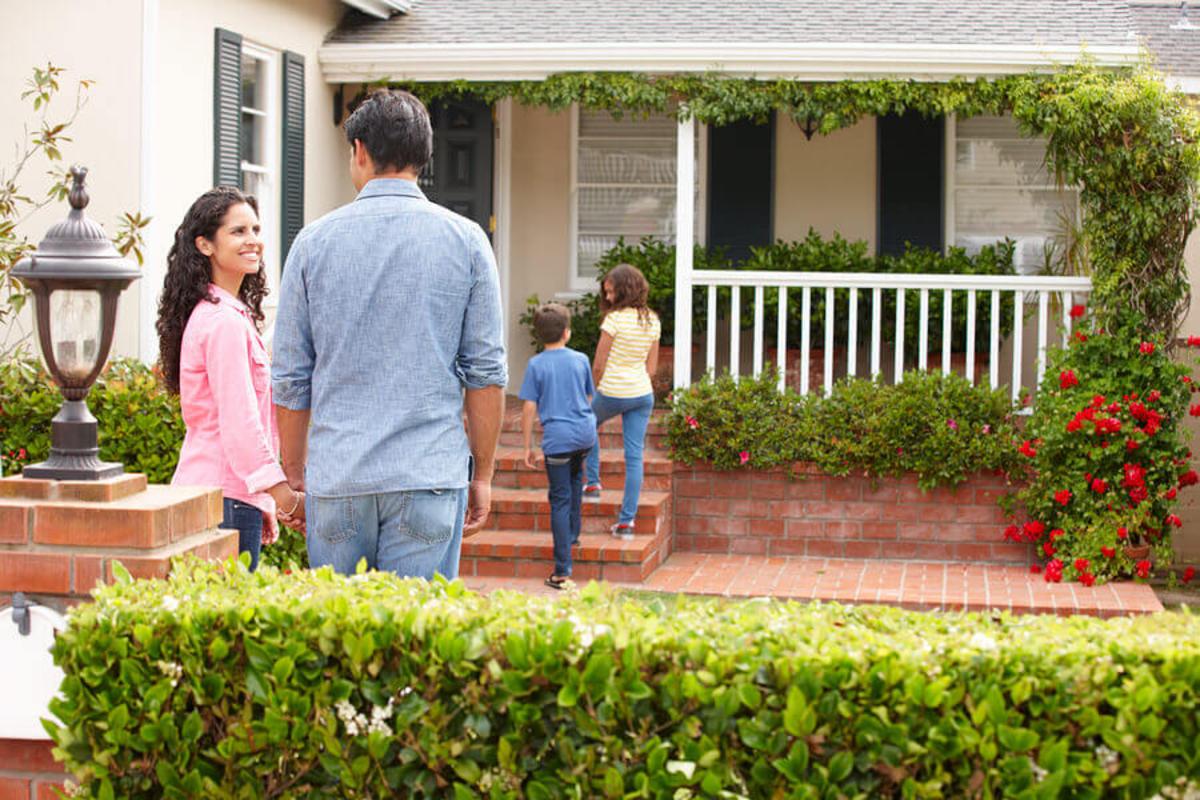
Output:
[49, 560, 1200, 798]
[667, 370, 1023, 490]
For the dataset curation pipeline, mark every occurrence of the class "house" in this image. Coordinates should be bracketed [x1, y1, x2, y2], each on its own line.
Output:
[2, 0, 1198, 564]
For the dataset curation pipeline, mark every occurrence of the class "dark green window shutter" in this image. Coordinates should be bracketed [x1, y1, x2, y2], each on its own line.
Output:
[281, 51, 305, 264]
[213, 28, 243, 187]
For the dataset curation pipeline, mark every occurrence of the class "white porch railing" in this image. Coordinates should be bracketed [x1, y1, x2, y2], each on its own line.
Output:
[674, 271, 1093, 403]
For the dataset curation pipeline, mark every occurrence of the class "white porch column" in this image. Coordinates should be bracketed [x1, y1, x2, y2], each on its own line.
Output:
[673, 112, 695, 389]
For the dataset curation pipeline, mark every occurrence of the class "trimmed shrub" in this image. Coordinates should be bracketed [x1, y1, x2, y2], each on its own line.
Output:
[667, 369, 1022, 490]
[49, 560, 1200, 798]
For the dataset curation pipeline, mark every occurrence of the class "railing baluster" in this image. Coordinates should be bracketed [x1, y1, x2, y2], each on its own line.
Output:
[800, 287, 812, 396]
[730, 285, 741, 381]
[871, 287, 881, 379]
[966, 289, 976, 384]
[1036, 290, 1049, 388]
[777, 286, 788, 392]
[918, 288, 929, 371]
[1061, 290, 1072, 347]
[1011, 290, 1024, 404]
[848, 287, 858, 378]
[706, 284, 717, 375]
[894, 287, 906, 383]
[942, 288, 952, 376]
[989, 290, 1000, 390]
[824, 287, 835, 396]
[753, 285, 765, 378]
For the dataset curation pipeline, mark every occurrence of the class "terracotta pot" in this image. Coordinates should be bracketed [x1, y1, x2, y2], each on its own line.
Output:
[1123, 544, 1151, 560]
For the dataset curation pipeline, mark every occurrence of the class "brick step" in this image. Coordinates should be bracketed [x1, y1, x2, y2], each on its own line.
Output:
[498, 429, 671, 451]
[492, 446, 674, 491]
[461, 525, 671, 583]
[499, 401, 671, 451]
[488, 487, 671, 537]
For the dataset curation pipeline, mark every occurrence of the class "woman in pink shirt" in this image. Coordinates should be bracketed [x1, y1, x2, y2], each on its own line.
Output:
[155, 187, 304, 570]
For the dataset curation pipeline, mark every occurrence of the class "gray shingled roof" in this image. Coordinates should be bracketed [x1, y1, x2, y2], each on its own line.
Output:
[326, 0, 1136, 47]
[1131, 2, 1200, 77]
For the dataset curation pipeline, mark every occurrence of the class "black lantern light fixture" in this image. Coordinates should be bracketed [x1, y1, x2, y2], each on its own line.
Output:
[11, 166, 141, 480]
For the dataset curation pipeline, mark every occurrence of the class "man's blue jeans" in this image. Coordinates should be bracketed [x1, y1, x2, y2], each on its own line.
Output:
[545, 448, 589, 576]
[585, 392, 654, 525]
[306, 488, 466, 579]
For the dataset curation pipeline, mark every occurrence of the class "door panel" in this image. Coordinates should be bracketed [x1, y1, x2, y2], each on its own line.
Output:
[421, 99, 494, 237]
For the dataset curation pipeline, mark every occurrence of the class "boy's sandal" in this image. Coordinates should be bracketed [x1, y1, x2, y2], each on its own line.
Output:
[545, 574, 569, 590]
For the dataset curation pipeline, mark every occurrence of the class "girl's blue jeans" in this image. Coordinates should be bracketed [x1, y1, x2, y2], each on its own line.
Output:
[585, 391, 654, 525]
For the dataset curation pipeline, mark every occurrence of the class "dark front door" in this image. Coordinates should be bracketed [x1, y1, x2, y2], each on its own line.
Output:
[420, 99, 494, 237]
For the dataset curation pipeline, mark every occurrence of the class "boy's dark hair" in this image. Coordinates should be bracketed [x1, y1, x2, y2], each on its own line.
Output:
[533, 303, 571, 344]
[343, 89, 432, 175]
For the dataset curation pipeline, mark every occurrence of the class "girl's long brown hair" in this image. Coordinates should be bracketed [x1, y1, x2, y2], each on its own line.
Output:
[155, 186, 267, 394]
[599, 263, 656, 327]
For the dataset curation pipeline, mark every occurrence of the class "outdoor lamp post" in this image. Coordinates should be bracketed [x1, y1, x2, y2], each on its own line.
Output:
[11, 166, 141, 480]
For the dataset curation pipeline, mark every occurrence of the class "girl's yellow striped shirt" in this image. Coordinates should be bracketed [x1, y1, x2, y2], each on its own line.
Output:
[597, 307, 661, 398]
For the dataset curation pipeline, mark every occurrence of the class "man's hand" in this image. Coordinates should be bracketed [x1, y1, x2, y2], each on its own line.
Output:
[463, 479, 492, 538]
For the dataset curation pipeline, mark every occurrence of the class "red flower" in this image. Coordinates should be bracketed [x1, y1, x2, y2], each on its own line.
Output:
[1189, 336, 1200, 347]
[1018, 440, 1038, 458]
[1183, 566, 1196, 584]
[1074, 331, 1088, 343]
[1117, 527, 1129, 540]
[1179, 469, 1199, 488]
[1050, 528, 1065, 540]
[1166, 487, 1178, 500]
[1101, 546, 1116, 558]
[739, 450, 750, 465]
[1122, 463, 1146, 488]
[1190, 404, 1200, 417]
[1126, 439, 1140, 452]
[1059, 370, 1079, 389]
[686, 416, 699, 429]
[1023, 521, 1046, 541]
[1140, 342, 1155, 355]
[1079, 572, 1096, 587]
[1129, 485, 1149, 505]
[1054, 489, 1072, 506]
[1148, 390, 1161, 402]
[1091, 394, 1106, 408]
[1030, 564, 1042, 574]
[1069, 304, 1087, 319]
[16, 448, 25, 460]
[1044, 559, 1064, 583]
[1166, 514, 1183, 528]
[1042, 541, 1056, 557]
[1074, 558, 1090, 572]
[1003, 524, 1021, 542]
[1135, 560, 1152, 579]
[1091, 478, 1108, 494]
[1066, 419, 1083, 433]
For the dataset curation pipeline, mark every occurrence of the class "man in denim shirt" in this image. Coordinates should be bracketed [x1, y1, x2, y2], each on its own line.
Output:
[272, 90, 507, 579]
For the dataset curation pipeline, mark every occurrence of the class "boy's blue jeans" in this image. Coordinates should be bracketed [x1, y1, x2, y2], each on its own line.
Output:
[545, 447, 590, 576]
[585, 392, 655, 525]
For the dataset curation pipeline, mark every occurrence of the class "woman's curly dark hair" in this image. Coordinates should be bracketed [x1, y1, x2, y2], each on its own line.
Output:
[156, 186, 267, 394]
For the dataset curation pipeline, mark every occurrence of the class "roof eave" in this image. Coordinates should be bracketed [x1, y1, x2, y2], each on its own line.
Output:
[339, 0, 413, 21]
[318, 41, 1141, 84]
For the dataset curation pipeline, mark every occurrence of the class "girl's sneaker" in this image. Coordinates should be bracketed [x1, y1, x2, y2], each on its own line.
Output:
[610, 522, 634, 540]
[583, 483, 602, 501]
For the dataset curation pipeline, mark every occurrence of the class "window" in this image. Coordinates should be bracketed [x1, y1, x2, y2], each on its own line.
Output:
[570, 107, 704, 288]
[949, 114, 1078, 274]
[213, 29, 305, 291]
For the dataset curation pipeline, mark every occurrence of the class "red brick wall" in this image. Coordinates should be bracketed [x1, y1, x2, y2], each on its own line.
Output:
[672, 465, 1031, 565]
[0, 739, 64, 799]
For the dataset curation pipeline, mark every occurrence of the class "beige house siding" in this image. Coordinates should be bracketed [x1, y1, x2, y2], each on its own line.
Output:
[774, 116, 877, 253]
[1176, 194, 1200, 562]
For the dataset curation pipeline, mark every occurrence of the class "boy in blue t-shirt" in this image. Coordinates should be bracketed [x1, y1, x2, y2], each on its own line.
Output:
[519, 303, 598, 590]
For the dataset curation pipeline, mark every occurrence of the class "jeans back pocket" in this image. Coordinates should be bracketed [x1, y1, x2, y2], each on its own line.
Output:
[398, 489, 458, 545]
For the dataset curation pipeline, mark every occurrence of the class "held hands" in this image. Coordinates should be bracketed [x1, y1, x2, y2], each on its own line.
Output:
[277, 487, 306, 533]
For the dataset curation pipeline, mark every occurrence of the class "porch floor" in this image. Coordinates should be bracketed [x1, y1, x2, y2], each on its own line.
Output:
[463, 552, 1163, 617]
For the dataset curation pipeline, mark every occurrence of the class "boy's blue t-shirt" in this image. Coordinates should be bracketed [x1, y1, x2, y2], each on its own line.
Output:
[518, 347, 597, 456]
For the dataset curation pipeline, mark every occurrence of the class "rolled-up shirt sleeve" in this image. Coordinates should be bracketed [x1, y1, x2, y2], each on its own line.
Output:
[204, 322, 287, 493]
[457, 225, 508, 390]
[271, 235, 315, 410]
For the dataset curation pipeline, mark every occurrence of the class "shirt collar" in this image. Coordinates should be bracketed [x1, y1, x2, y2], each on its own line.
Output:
[354, 178, 426, 202]
[208, 283, 251, 316]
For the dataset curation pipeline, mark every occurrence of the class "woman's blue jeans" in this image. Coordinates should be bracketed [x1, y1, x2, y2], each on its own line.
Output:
[223, 498, 264, 572]
[544, 447, 589, 576]
[585, 391, 654, 525]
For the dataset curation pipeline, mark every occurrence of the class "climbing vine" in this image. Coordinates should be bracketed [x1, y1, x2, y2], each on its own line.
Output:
[390, 63, 1200, 339]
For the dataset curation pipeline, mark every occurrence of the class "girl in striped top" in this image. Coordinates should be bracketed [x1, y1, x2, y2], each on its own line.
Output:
[584, 263, 662, 539]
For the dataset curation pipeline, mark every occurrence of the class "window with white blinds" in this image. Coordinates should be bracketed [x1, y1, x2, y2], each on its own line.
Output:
[951, 115, 1078, 274]
[572, 108, 701, 285]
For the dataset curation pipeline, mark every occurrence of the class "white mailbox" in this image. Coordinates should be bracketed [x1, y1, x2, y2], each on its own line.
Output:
[0, 596, 67, 740]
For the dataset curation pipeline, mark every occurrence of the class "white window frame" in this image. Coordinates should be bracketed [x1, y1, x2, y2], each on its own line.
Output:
[568, 103, 707, 291]
[943, 113, 1081, 271]
[239, 41, 282, 305]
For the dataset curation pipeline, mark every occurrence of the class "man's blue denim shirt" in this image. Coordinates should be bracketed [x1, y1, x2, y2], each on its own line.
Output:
[272, 179, 507, 497]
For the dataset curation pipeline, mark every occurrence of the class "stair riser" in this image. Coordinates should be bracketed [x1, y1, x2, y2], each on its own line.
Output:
[461, 549, 667, 583]
[489, 511, 665, 535]
[673, 535, 1031, 565]
[499, 431, 670, 450]
[492, 472, 673, 492]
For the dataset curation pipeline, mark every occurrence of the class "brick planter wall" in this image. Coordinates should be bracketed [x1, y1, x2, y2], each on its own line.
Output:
[672, 464, 1031, 565]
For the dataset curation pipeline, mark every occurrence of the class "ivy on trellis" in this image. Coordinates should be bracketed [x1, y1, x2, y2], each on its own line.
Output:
[384, 63, 1200, 340]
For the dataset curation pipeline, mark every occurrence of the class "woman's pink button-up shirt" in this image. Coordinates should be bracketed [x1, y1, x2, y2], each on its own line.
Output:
[171, 284, 286, 520]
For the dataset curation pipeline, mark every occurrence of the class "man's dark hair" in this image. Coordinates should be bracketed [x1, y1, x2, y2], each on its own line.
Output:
[533, 303, 571, 345]
[343, 89, 433, 175]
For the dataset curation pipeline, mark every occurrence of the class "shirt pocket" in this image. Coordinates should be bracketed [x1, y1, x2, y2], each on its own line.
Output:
[250, 344, 271, 393]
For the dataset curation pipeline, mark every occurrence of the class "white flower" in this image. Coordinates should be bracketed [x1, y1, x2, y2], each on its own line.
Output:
[968, 633, 998, 651]
[160, 595, 179, 612]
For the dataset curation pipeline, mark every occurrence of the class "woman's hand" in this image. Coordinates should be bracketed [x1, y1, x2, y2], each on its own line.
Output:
[268, 481, 306, 534]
